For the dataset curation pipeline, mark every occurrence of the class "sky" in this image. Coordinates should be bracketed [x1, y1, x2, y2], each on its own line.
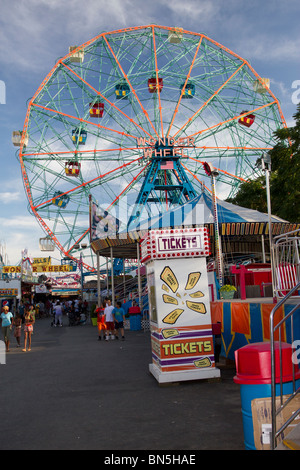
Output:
[0, 0, 299, 266]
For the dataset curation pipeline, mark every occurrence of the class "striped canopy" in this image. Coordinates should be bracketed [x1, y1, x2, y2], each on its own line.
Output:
[91, 191, 298, 258]
[128, 190, 288, 231]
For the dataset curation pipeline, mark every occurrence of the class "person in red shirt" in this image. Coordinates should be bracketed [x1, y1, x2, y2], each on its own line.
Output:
[96, 304, 107, 340]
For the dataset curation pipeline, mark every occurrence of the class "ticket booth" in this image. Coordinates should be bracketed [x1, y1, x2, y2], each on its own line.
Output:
[141, 227, 220, 384]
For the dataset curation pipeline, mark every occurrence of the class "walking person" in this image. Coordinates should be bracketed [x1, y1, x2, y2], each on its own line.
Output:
[0, 305, 14, 352]
[68, 301, 76, 326]
[18, 300, 25, 324]
[27, 304, 36, 323]
[96, 304, 107, 340]
[112, 301, 126, 341]
[53, 300, 63, 327]
[104, 299, 115, 340]
[45, 299, 52, 317]
[35, 302, 40, 319]
[13, 313, 22, 347]
[23, 306, 35, 352]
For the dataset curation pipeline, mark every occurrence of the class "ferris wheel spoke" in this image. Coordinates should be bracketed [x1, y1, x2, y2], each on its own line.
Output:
[26, 108, 75, 156]
[66, 228, 90, 255]
[173, 60, 247, 140]
[32, 155, 144, 210]
[106, 163, 150, 210]
[22, 146, 142, 159]
[59, 207, 89, 248]
[180, 163, 210, 193]
[187, 101, 277, 140]
[193, 145, 273, 151]
[151, 26, 164, 137]
[32, 207, 68, 255]
[103, 34, 159, 139]
[186, 156, 248, 183]
[245, 60, 288, 128]
[31, 103, 138, 144]
[166, 36, 203, 139]
[60, 61, 152, 139]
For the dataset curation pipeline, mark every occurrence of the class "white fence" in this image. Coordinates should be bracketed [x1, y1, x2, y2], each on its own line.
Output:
[273, 229, 300, 298]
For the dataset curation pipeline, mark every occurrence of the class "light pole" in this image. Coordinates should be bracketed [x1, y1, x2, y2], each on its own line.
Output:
[261, 153, 275, 300]
[79, 252, 84, 300]
[203, 162, 223, 288]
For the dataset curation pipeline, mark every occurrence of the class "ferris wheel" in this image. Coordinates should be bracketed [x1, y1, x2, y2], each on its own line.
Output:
[16, 25, 287, 271]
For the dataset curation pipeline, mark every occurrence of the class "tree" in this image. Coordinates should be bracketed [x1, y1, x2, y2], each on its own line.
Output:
[226, 176, 267, 212]
[227, 104, 300, 223]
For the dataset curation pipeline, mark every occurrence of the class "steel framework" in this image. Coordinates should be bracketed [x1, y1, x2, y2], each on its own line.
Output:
[17, 25, 288, 271]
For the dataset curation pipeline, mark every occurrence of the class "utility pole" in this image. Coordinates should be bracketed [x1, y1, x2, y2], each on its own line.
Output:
[203, 162, 223, 288]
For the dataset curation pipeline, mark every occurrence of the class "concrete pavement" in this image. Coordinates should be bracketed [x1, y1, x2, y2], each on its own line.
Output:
[0, 316, 244, 450]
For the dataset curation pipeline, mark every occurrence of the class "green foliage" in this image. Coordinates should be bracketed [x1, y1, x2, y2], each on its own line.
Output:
[227, 177, 267, 213]
[219, 284, 237, 292]
[227, 104, 300, 223]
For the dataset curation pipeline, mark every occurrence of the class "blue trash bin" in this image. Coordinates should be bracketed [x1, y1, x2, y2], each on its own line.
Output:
[128, 306, 142, 331]
[234, 342, 300, 450]
[129, 315, 141, 331]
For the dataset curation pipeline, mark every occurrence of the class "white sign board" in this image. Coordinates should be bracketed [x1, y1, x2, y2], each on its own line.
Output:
[142, 228, 220, 383]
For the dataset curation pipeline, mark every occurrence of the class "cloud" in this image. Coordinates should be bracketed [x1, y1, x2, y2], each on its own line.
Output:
[0, 192, 22, 204]
[0, 214, 40, 229]
[2, 0, 298, 80]
[0, 213, 60, 264]
[161, 0, 217, 23]
[237, 36, 300, 63]
[0, 0, 153, 73]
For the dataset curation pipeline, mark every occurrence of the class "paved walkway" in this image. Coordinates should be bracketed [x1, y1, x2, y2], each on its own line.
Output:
[0, 317, 244, 450]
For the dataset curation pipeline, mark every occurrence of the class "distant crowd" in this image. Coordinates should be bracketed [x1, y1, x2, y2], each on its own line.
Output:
[1, 297, 142, 352]
[0, 298, 89, 352]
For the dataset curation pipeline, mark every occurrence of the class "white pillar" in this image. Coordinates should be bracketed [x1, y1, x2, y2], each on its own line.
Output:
[110, 246, 115, 305]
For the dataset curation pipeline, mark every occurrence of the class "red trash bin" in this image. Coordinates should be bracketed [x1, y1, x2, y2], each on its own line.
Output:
[234, 342, 300, 450]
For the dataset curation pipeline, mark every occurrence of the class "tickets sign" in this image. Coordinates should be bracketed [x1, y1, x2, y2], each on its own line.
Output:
[140, 227, 210, 263]
[151, 325, 214, 373]
[157, 233, 203, 253]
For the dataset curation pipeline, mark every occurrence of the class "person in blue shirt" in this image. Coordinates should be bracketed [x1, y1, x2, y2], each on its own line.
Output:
[1, 305, 14, 352]
[112, 301, 125, 341]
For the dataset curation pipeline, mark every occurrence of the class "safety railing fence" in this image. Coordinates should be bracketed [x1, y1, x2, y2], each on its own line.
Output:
[273, 229, 300, 299]
[270, 281, 300, 450]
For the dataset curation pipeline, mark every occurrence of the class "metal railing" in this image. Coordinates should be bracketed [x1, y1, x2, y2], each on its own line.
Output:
[273, 229, 300, 299]
[270, 281, 300, 449]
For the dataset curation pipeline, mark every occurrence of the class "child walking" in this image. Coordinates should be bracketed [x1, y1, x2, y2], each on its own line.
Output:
[96, 304, 107, 340]
[14, 313, 22, 347]
[23, 306, 35, 352]
[112, 301, 126, 341]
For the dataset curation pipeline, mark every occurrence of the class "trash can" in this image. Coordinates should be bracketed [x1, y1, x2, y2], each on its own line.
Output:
[234, 342, 300, 450]
[128, 306, 142, 331]
[129, 315, 141, 331]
